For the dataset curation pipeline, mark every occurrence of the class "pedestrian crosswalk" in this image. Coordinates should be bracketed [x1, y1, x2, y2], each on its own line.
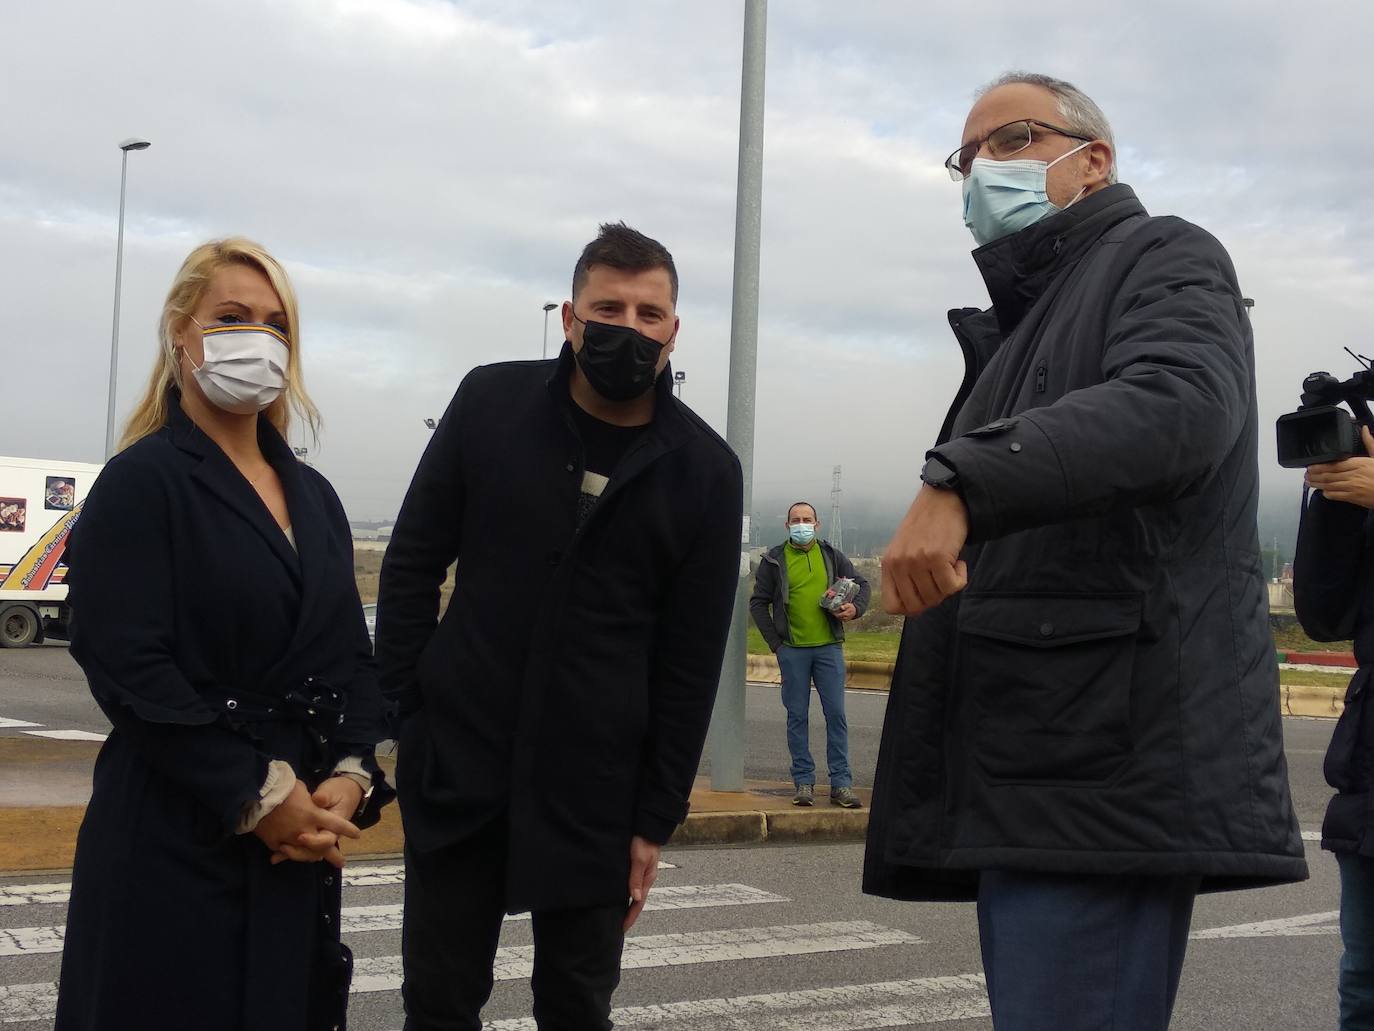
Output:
[0, 855, 1341, 1029]
[0, 858, 981, 1029]
[0, 715, 106, 743]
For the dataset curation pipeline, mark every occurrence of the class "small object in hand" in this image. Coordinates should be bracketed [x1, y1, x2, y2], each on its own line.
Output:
[820, 577, 859, 613]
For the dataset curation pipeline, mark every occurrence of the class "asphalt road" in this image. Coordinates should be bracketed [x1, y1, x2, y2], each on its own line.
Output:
[0, 836, 1344, 1029]
[0, 641, 1343, 828]
[0, 643, 1349, 1028]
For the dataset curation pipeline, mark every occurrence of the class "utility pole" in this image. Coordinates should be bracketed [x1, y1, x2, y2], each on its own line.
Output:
[829, 465, 844, 552]
[707, 0, 767, 792]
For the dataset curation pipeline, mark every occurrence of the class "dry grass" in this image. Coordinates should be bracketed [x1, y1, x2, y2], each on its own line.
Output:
[354, 548, 455, 612]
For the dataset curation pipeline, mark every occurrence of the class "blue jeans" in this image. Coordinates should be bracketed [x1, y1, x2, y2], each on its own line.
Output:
[776, 642, 850, 788]
[976, 869, 1198, 1031]
[1339, 852, 1374, 1029]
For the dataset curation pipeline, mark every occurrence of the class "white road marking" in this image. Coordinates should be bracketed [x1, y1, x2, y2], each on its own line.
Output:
[21, 730, 107, 742]
[343, 884, 786, 934]
[0, 860, 678, 907]
[1191, 910, 1340, 940]
[0, 718, 41, 729]
[484, 974, 991, 1030]
[0, 883, 69, 908]
[0, 925, 63, 958]
[0, 983, 50, 1025]
[351, 921, 920, 994]
[0, 884, 788, 956]
[0, 921, 920, 1021]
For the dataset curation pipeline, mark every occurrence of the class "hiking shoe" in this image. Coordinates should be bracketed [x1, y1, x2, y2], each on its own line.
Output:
[830, 786, 863, 809]
[792, 784, 815, 807]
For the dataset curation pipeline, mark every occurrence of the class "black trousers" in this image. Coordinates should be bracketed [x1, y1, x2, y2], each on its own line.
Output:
[401, 818, 626, 1030]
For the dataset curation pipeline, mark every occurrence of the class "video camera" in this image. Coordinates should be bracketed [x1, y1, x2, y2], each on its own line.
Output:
[1275, 350, 1374, 468]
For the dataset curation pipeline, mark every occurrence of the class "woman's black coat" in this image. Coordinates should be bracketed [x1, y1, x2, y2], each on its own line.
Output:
[1294, 491, 1374, 853]
[55, 400, 393, 1031]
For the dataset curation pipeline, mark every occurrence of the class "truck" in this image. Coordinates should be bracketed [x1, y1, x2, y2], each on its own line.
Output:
[0, 456, 103, 647]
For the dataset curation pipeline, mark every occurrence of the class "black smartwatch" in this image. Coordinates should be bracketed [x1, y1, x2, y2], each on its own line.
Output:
[920, 456, 960, 492]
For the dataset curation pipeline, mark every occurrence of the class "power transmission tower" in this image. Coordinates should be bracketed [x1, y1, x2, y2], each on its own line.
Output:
[829, 465, 843, 552]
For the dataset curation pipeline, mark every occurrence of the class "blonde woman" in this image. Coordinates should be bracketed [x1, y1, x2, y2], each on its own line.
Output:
[55, 238, 393, 1031]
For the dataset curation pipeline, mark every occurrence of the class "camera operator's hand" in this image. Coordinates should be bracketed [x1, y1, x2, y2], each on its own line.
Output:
[1306, 426, 1374, 509]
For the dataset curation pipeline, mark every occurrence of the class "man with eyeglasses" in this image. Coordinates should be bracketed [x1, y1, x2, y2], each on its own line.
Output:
[864, 72, 1306, 1031]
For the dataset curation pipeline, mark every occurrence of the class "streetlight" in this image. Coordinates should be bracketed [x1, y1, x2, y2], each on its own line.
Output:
[105, 137, 152, 460]
[673, 370, 686, 398]
[541, 302, 558, 359]
[708, 0, 767, 792]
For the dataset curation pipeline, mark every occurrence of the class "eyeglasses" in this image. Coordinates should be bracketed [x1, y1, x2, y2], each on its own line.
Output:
[944, 119, 1094, 181]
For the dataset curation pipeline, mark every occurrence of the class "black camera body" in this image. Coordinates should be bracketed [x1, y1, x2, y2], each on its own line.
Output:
[1276, 367, 1374, 469]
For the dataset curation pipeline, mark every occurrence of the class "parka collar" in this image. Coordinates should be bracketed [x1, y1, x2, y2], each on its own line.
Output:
[971, 182, 1147, 337]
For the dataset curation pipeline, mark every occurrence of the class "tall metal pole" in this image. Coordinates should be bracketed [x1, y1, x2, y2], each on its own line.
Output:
[708, 0, 766, 791]
[542, 302, 558, 359]
[105, 138, 150, 458]
[104, 149, 132, 460]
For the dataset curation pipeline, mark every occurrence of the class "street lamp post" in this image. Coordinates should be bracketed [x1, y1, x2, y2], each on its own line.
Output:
[542, 302, 558, 359]
[707, 0, 767, 792]
[105, 137, 152, 460]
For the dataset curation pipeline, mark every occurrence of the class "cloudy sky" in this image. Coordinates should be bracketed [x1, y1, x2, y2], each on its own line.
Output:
[2, 0, 1368, 537]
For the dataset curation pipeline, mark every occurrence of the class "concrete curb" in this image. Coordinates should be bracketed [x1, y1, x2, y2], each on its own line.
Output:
[748, 652, 1355, 711]
[0, 795, 871, 876]
[667, 807, 869, 847]
[1284, 684, 1346, 719]
[746, 654, 894, 691]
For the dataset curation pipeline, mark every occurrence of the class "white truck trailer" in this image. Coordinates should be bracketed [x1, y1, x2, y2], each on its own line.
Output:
[0, 456, 103, 647]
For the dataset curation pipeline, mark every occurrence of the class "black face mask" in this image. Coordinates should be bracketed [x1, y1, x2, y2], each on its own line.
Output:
[571, 316, 668, 402]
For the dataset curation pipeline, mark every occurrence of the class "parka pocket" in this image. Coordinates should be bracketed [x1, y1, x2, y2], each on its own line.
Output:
[960, 593, 1142, 784]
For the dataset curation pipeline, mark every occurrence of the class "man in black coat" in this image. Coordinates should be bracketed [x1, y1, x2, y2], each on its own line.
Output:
[1295, 425, 1374, 1024]
[865, 72, 1306, 1030]
[376, 222, 743, 1030]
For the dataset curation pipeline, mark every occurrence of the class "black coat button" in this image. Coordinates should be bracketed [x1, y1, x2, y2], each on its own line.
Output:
[1039, 622, 1054, 638]
[1010, 442, 1023, 453]
[565, 462, 575, 473]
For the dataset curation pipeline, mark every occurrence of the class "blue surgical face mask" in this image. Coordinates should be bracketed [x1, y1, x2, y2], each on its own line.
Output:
[961, 142, 1091, 247]
[788, 523, 816, 546]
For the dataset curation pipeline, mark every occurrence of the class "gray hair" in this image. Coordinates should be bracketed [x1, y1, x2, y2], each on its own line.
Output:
[980, 71, 1118, 184]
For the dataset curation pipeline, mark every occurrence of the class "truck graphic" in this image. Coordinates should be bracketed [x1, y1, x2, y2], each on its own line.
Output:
[1, 457, 102, 647]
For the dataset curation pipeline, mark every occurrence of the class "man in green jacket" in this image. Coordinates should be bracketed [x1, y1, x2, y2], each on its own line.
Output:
[749, 502, 871, 808]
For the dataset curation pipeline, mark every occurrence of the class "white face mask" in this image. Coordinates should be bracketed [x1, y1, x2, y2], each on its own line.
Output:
[185, 321, 290, 415]
[961, 141, 1092, 247]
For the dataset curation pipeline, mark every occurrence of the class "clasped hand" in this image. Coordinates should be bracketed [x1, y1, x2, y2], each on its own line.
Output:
[252, 777, 363, 869]
[1306, 426, 1374, 509]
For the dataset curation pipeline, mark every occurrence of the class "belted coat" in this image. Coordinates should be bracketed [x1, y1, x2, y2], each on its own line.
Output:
[55, 398, 393, 1031]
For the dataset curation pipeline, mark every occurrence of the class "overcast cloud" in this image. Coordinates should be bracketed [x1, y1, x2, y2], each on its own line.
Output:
[2, 0, 1369, 536]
